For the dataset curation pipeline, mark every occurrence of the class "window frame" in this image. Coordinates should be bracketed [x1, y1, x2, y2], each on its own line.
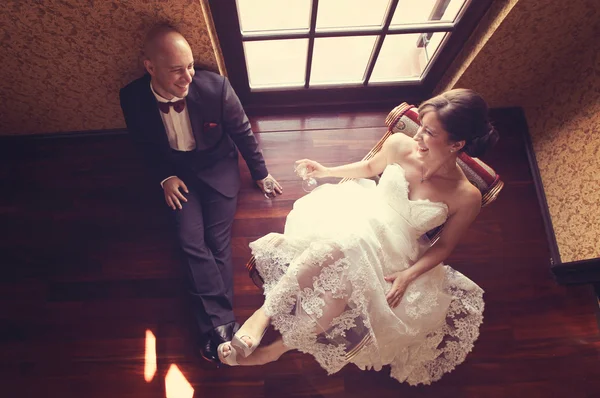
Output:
[208, 0, 493, 111]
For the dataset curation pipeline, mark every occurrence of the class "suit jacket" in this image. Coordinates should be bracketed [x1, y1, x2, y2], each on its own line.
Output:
[119, 69, 268, 198]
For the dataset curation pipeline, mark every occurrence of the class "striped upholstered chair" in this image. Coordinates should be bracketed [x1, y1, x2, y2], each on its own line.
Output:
[246, 102, 504, 289]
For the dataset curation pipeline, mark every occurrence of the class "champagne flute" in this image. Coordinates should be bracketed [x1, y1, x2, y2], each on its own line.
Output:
[294, 163, 318, 192]
[263, 178, 275, 199]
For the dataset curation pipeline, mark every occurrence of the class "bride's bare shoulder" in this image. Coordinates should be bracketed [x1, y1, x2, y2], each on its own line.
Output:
[383, 133, 414, 157]
[454, 178, 482, 212]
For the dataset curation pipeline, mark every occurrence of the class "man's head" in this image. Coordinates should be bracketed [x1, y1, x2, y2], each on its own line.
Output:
[143, 23, 195, 99]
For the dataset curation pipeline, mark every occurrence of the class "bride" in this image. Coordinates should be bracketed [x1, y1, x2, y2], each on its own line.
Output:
[218, 88, 499, 385]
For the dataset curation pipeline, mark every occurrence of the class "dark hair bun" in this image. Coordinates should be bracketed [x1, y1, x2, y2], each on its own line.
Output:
[418, 89, 500, 158]
[463, 121, 499, 158]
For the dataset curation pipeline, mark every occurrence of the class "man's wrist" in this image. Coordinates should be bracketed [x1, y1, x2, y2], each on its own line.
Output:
[160, 175, 177, 188]
[255, 172, 269, 182]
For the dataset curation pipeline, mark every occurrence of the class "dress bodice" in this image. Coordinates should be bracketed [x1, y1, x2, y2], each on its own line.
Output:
[376, 163, 448, 237]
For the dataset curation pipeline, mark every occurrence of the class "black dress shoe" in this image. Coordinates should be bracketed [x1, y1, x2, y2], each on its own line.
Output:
[198, 332, 219, 364]
[210, 321, 240, 346]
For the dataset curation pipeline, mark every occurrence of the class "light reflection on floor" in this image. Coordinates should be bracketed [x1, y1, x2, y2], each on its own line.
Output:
[145, 329, 195, 398]
[144, 329, 157, 382]
[165, 364, 195, 398]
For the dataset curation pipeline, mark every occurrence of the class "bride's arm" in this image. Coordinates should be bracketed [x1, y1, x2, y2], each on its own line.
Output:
[385, 186, 482, 307]
[300, 133, 411, 179]
[407, 188, 482, 281]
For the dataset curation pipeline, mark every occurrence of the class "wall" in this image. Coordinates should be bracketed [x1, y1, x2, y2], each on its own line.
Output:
[435, 0, 519, 99]
[524, 37, 600, 263]
[436, 0, 600, 262]
[0, 0, 222, 136]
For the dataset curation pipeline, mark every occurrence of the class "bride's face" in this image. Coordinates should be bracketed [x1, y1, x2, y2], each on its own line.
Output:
[414, 111, 462, 161]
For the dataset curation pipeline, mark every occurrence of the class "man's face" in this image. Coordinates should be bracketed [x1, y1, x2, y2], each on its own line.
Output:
[145, 35, 195, 99]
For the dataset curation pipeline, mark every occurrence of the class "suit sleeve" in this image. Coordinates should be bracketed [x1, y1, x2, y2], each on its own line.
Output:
[119, 88, 177, 186]
[220, 77, 269, 181]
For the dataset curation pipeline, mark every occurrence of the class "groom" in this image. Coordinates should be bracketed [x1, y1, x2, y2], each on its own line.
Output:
[119, 23, 282, 364]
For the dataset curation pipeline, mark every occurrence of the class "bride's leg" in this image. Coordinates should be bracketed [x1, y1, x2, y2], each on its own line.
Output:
[220, 306, 271, 361]
[294, 245, 351, 334]
[230, 337, 292, 366]
[311, 291, 348, 335]
[239, 306, 271, 348]
[222, 242, 354, 366]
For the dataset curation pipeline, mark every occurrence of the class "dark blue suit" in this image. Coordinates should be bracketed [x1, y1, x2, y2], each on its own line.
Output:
[120, 69, 268, 336]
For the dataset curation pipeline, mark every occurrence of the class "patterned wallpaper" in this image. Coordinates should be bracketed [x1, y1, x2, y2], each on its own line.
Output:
[437, 0, 600, 262]
[524, 39, 600, 263]
[0, 0, 220, 135]
[435, 0, 519, 96]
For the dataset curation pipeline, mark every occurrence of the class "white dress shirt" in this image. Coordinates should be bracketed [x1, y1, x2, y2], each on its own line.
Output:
[150, 81, 196, 187]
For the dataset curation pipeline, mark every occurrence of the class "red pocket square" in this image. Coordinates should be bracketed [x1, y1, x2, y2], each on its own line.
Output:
[203, 122, 218, 129]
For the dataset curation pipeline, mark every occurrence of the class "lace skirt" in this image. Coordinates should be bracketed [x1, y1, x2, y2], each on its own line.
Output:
[249, 183, 484, 385]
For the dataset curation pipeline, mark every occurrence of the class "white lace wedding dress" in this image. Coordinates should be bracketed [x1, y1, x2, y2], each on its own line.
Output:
[249, 163, 484, 385]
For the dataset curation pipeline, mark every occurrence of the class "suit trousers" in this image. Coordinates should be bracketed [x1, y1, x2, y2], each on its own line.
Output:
[171, 166, 238, 335]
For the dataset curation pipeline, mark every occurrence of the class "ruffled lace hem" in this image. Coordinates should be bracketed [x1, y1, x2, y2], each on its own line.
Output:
[250, 234, 484, 385]
[352, 266, 484, 386]
[250, 233, 378, 374]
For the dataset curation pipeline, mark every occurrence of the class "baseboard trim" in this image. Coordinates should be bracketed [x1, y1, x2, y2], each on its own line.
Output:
[243, 99, 404, 117]
[0, 128, 129, 141]
[521, 109, 600, 285]
[520, 111, 561, 264]
[552, 258, 600, 285]
[0, 101, 402, 139]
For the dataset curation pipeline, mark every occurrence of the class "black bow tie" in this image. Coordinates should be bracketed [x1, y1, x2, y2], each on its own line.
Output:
[158, 99, 185, 114]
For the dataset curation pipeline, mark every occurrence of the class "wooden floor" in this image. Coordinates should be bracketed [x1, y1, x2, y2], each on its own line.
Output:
[1, 108, 599, 398]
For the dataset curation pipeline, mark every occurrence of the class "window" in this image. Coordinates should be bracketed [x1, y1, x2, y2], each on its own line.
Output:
[209, 0, 493, 109]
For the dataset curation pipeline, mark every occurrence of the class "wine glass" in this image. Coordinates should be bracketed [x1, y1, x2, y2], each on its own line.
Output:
[263, 178, 275, 199]
[294, 163, 318, 192]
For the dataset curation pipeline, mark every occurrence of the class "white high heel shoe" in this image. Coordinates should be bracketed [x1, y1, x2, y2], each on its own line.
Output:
[217, 328, 268, 366]
[231, 327, 267, 358]
[217, 341, 239, 366]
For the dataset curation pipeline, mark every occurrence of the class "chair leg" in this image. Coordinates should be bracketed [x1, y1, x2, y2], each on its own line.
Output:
[246, 256, 264, 288]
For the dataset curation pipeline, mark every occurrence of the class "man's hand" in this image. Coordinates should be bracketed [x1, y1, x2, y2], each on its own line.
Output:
[256, 174, 283, 198]
[163, 177, 189, 210]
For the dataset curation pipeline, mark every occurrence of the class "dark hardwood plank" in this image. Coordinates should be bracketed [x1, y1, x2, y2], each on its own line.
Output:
[249, 110, 389, 133]
[0, 109, 599, 397]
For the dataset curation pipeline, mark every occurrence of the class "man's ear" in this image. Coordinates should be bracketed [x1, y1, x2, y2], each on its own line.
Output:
[143, 59, 155, 76]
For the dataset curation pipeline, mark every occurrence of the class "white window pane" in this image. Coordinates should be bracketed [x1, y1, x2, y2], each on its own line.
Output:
[391, 0, 466, 25]
[244, 39, 308, 89]
[237, 0, 311, 33]
[370, 32, 448, 82]
[440, 0, 467, 21]
[310, 36, 377, 85]
[316, 0, 390, 30]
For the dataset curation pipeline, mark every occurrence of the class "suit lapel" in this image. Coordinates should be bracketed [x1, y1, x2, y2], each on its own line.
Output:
[185, 82, 204, 150]
[140, 79, 170, 148]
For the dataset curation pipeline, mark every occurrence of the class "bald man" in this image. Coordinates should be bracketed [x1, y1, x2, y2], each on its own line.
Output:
[119, 23, 282, 364]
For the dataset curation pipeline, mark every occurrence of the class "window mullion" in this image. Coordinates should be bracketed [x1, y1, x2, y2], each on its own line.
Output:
[304, 0, 319, 88]
[241, 24, 454, 42]
[363, 0, 400, 85]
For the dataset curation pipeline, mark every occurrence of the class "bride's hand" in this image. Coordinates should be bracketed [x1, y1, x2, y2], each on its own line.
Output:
[384, 270, 413, 308]
[295, 159, 329, 179]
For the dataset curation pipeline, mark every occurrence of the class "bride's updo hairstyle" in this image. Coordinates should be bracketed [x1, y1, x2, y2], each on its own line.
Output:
[418, 88, 499, 158]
